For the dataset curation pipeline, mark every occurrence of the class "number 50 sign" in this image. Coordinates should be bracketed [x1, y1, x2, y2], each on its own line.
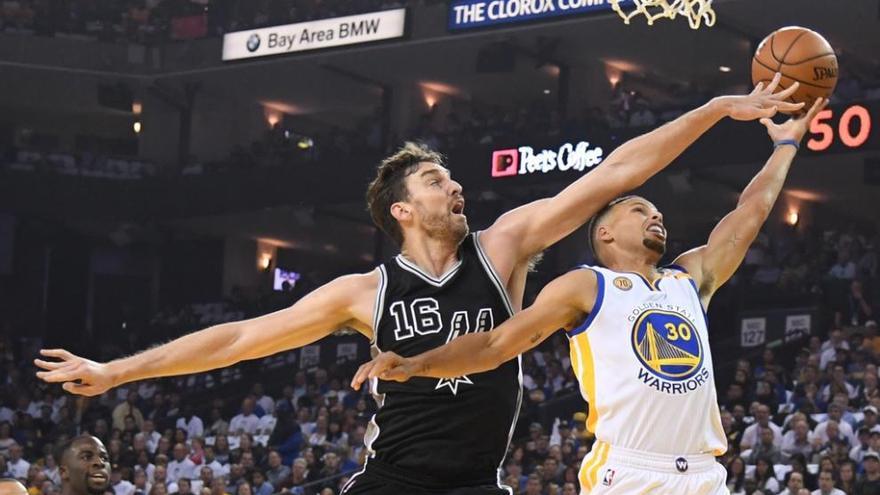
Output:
[807, 104, 873, 152]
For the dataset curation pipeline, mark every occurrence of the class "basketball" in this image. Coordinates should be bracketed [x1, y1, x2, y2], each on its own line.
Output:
[751, 26, 838, 113]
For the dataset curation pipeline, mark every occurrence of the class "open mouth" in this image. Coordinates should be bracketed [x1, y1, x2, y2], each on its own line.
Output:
[451, 200, 465, 215]
[646, 224, 666, 239]
[89, 473, 109, 483]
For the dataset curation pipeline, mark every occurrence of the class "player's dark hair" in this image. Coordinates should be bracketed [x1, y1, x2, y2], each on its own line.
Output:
[587, 195, 638, 266]
[56, 434, 99, 466]
[366, 142, 445, 246]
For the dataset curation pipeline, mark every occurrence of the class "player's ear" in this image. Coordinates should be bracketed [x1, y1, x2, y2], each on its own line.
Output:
[597, 225, 613, 243]
[390, 202, 411, 223]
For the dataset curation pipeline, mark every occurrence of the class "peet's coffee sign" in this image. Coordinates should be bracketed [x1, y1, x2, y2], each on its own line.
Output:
[491, 141, 604, 178]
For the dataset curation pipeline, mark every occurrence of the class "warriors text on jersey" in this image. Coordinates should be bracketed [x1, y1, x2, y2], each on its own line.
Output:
[363, 232, 523, 489]
[568, 265, 727, 486]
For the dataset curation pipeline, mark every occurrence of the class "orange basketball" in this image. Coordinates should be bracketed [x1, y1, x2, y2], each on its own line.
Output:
[751, 26, 838, 113]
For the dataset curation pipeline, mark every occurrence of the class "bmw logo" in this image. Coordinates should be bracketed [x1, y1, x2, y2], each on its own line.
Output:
[246, 34, 260, 52]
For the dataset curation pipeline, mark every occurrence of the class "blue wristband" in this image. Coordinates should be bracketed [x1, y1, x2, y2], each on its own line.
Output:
[774, 139, 800, 150]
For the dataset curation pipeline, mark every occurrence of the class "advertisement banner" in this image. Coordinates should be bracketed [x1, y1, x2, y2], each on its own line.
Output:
[449, 0, 631, 30]
[223, 9, 406, 61]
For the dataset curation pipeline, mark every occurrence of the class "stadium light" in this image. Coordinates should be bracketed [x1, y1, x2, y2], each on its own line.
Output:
[133, 121, 142, 134]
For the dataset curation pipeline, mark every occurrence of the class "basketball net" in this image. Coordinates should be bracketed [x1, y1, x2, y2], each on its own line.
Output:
[610, 0, 716, 29]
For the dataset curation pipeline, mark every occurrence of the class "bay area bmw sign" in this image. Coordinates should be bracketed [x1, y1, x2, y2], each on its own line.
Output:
[223, 9, 406, 61]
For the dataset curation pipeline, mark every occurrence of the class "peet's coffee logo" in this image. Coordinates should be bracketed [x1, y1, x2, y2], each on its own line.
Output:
[491, 141, 603, 178]
[813, 66, 838, 82]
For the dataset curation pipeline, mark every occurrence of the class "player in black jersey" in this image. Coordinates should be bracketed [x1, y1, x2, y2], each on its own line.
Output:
[35, 78, 798, 494]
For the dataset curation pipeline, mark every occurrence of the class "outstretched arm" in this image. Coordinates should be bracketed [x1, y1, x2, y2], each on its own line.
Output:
[675, 98, 828, 306]
[36, 271, 378, 396]
[481, 74, 804, 264]
[351, 269, 596, 388]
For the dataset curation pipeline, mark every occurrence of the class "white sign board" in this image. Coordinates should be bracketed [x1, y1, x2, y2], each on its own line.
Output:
[223, 9, 406, 61]
[740, 317, 767, 348]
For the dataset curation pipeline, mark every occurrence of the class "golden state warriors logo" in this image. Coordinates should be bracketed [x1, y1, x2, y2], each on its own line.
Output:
[631, 309, 709, 394]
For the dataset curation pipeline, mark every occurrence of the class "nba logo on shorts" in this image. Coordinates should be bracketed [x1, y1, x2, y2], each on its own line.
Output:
[491, 149, 518, 178]
[602, 468, 615, 486]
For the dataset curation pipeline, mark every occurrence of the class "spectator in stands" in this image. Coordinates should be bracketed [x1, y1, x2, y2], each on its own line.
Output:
[838, 460, 857, 494]
[837, 280, 875, 328]
[207, 409, 228, 438]
[742, 404, 783, 451]
[201, 448, 226, 479]
[175, 407, 204, 441]
[726, 456, 746, 494]
[213, 437, 230, 466]
[249, 470, 271, 495]
[821, 365, 857, 402]
[780, 471, 806, 495]
[815, 469, 845, 495]
[783, 418, 815, 461]
[112, 391, 144, 433]
[829, 250, 858, 281]
[111, 467, 136, 495]
[861, 406, 880, 432]
[177, 478, 194, 495]
[7, 444, 29, 480]
[754, 456, 780, 493]
[166, 444, 196, 484]
[749, 427, 784, 464]
[229, 401, 259, 436]
[263, 452, 288, 488]
[856, 451, 880, 494]
[815, 403, 859, 447]
[133, 469, 150, 495]
[851, 428, 874, 464]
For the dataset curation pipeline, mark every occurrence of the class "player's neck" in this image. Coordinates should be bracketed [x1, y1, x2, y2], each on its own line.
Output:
[604, 253, 661, 281]
[399, 236, 460, 278]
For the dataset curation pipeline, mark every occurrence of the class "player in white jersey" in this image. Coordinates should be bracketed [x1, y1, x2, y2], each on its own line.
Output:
[352, 95, 828, 493]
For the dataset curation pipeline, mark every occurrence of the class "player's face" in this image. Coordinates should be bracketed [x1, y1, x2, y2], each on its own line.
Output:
[610, 198, 666, 257]
[61, 437, 111, 495]
[399, 162, 468, 245]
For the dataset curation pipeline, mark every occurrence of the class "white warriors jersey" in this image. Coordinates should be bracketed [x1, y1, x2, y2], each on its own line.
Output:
[568, 265, 727, 456]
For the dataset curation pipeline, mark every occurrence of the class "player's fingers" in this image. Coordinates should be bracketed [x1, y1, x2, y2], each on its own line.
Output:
[751, 81, 764, 95]
[773, 81, 800, 100]
[763, 72, 782, 94]
[40, 348, 76, 361]
[381, 367, 408, 382]
[805, 97, 827, 119]
[350, 363, 373, 390]
[62, 382, 100, 397]
[36, 368, 83, 383]
[776, 101, 805, 113]
[759, 118, 773, 128]
[33, 358, 69, 371]
[760, 106, 778, 118]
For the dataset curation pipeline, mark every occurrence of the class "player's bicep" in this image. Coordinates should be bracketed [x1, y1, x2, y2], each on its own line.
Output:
[489, 270, 595, 361]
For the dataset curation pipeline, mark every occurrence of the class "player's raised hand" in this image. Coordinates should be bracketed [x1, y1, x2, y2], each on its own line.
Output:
[760, 97, 828, 144]
[724, 72, 805, 121]
[351, 351, 415, 390]
[34, 349, 117, 397]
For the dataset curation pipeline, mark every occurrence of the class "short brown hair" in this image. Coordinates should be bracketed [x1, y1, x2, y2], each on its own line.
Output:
[587, 195, 637, 266]
[366, 142, 445, 246]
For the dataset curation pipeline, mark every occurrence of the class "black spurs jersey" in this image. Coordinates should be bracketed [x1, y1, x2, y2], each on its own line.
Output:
[364, 232, 523, 489]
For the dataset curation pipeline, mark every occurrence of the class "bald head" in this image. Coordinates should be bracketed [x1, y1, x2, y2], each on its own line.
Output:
[0, 479, 28, 495]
